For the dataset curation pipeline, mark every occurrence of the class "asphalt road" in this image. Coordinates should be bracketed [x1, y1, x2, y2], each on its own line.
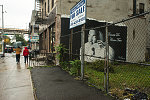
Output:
[31, 66, 113, 100]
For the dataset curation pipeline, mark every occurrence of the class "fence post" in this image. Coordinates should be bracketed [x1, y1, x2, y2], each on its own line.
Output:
[104, 23, 109, 93]
[106, 23, 109, 93]
[104, 54, 106, 91]
[69, 29, 73, 60]
[71, 29, 73, 60]
[104, 24, 107, 92]
[81, 24, 85, 80]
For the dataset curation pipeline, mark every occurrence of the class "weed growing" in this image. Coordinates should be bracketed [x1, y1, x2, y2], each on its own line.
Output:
[60, 59, 150, 99]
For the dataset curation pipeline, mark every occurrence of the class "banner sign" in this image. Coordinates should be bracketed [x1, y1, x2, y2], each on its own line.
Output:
[30, 36, 39, 42]
[69, 0, 87, 29]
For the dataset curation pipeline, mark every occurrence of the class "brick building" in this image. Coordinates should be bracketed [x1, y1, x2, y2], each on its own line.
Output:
[30, 0, 150, 63]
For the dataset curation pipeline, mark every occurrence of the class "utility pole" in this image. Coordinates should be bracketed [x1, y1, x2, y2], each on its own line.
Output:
[0, 5, 5, 57]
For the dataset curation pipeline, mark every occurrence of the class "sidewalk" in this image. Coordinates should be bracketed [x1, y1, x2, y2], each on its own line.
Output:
[0, 53, 34, 100]
[30, 66, 113, 100]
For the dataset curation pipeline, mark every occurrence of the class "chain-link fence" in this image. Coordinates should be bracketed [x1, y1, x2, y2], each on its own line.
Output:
[104, 12, 150, 99]
[30, 11, 150, 99]
[28, 50, 56, 67]
[59, 11, 150, 99]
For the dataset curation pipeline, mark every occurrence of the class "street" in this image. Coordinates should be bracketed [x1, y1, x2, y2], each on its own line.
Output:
[0, 53, 34, 100]
[0, 0, 150, 99]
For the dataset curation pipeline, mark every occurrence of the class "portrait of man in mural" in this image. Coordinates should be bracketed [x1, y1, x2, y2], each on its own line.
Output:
[61, 18, 127, 61]
[83, 29, 114, 62]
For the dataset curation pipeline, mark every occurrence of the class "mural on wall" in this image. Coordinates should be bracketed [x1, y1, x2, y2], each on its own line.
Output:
[83, 29, 114, 62]
[61, 18, 127, 61]
[108, 25, 127, 61]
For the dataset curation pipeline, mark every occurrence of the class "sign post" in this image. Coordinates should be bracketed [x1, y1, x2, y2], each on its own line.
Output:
[69, 29, 73, 60]
[81, 24, 85, 80]
[70, 0, 87, 80]
[0, 5, 5, 57]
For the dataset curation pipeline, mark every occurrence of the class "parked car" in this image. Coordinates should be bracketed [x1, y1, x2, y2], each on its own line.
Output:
[5, 46, 14, 53]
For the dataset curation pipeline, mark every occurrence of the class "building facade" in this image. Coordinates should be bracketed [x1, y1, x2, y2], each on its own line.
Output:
[30, 0, 150, 63]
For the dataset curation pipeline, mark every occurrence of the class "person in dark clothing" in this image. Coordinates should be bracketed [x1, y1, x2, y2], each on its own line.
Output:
[23, 47, 29, 64]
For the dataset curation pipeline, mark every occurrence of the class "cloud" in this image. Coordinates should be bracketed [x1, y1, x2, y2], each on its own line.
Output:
[0, 0, 34, 29]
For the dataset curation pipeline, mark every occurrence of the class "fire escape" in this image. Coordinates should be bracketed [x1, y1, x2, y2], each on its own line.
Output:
[35, 0, 43, 24]
[35, 0, 56, 25]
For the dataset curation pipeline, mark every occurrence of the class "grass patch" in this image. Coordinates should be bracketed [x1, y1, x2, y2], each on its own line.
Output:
[39, 65, 53, 67]
[60, 60, 150, 99]
[85, 67, 104, 90]
[85, 63, 150, 99]
[27, 66, 33, 70]
[109, 64, 150, 88]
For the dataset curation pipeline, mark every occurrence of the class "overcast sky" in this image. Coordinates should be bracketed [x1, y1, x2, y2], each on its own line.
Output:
[0, 0, 34, 29]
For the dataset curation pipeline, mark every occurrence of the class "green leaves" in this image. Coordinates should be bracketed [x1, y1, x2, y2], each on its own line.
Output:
[15, 34, 27, 46]
[55, 44, 68, 61]
[69, 60, 81, 76]
[69, 60, 81, 69]
[27, 66, 33, 70]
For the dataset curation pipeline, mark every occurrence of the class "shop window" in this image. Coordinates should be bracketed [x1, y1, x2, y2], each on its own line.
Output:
[51, 25, 55, 52]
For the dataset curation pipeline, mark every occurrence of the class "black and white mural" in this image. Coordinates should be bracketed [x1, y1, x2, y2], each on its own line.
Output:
[83, 29, 114, 62]
[61, 17, 127, 61]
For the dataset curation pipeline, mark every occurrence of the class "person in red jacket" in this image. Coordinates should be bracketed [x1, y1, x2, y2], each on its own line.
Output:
[23, 47, 29, 64]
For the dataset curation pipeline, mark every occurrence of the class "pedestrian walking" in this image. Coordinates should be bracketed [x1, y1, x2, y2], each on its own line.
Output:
[14, 46, 22, 64]
[23, 47, 29, 64]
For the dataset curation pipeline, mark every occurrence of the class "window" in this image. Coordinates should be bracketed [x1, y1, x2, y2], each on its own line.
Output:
[133, 0, 136, 15]
[139, 3, 144, 14]
[45, 31, 47, 39]
[45, 2, 46, 16]
[52, 0, 54, 8]
[133, 29, 135, 40]
[48, 0, 49, 13]
[42, 8, 43, 18]
[41, 0, 43, 18]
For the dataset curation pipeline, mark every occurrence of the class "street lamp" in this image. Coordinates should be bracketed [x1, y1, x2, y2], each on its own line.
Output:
[0, 5, 5, 57]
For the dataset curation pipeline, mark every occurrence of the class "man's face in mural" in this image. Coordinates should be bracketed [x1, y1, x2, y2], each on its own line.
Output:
[92, 35, 96, 44]
[88, 30, 96, 44]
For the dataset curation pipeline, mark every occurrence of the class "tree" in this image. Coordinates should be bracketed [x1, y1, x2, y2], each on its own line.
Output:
[4, 36, 11, 45]
[15, 34, 27, 46]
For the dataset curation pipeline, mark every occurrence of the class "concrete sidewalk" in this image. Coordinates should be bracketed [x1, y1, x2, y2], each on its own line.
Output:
[0, 53, 34, 100]
[31, 66, 113, 100]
